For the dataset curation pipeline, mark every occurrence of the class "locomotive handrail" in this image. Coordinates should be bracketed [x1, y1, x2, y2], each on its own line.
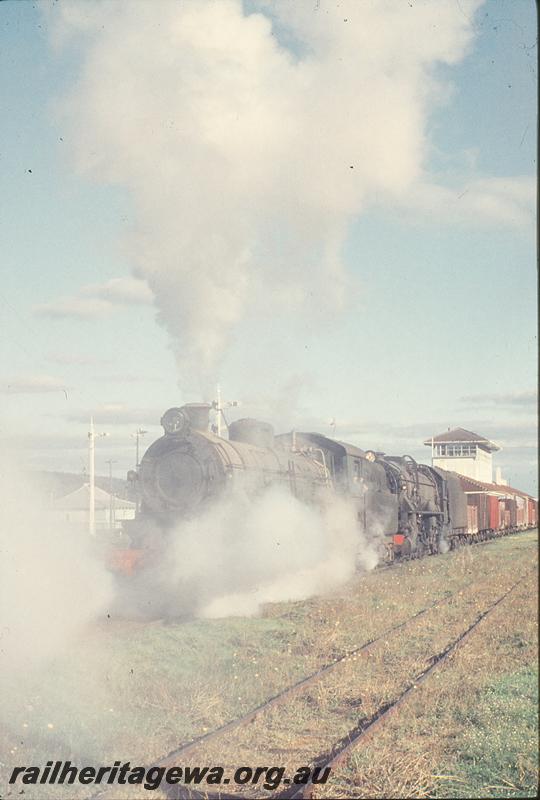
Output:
[306, 447, 332, 488]
[403, 454, 421, 498]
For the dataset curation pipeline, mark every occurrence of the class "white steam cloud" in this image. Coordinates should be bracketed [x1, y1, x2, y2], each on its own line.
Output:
[46, 0, 487, 385]
[0, 458, 113, 678]
[133, 486, 380, 619]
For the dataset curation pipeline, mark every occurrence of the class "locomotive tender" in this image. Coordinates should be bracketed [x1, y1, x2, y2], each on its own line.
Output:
[122, 402, 474, 565]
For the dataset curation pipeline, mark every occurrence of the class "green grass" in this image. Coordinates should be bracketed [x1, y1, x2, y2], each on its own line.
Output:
[1, 614, 299, 764]
[1, 529, 536, 799]
[434, 667, 538, 798]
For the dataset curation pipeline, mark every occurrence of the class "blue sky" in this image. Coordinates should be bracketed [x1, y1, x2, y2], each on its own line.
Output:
[1, 0, 537, 493]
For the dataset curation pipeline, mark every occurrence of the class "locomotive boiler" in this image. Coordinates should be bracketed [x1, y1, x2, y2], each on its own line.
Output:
[135, 403, 327, 521]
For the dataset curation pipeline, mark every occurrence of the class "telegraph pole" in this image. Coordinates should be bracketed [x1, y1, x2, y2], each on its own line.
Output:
[132, 428, 148, 470]
[106, 459, 117, 529]
[88, 420, 109, 536]
[216, 384, 222, 437]
[132, 429, 147, 515]
[89, 417, 95, 537]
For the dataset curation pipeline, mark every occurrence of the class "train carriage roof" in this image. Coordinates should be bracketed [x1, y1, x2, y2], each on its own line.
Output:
[458, 474, 536, 500]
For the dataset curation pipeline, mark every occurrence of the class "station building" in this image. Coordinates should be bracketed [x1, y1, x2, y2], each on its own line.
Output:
[53, 483, 136, 530]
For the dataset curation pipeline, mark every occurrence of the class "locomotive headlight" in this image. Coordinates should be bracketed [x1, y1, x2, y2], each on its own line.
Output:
[160, 407, 189, 436]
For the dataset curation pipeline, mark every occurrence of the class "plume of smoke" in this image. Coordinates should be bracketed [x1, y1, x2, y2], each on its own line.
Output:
[0, 458, 119, 780]
[0, 457, 114, 679]
[143, 485, 380, 619]
[438, 534, 451, 554]
[46, 0, 482, 387]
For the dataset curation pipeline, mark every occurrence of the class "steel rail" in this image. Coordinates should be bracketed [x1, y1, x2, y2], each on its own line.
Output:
[27, 531, 535, 800]
[88, 580, 477, 800]
[150, 586, 472, 770]
[160, 567, 535, 800]
[105, 543, 537, 798]
[285, 568, 535, 800]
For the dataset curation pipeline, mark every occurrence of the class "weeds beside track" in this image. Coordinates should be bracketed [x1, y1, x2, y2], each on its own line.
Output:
[3, 531, 536, 800]
[284, 569, 535, 800]
[133, 563, 536, 799]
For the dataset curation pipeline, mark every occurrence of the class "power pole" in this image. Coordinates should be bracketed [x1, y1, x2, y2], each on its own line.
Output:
[88, 419, 109, 536]
[132, 428, 148, 470]
[89, 417, 95, 537]
[105, 459, 117, 529]
[216, 384, 222, 437]
[131, 428, 147, 515]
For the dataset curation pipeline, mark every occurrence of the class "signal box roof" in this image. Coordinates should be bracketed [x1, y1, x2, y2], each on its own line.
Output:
[423, 427, 500, 452]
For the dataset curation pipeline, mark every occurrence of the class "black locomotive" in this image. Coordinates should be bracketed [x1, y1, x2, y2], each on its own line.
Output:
[123, 402, 468, 564]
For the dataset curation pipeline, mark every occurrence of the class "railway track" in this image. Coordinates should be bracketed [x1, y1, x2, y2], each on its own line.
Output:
[284, 569, 535, 800]
[86, 583, 469, 800]
[152, 590, 465, 765]
[157, 566, 536, 800]
[353, 525, 532, 584]
[8, 530, 535, 800]
[84, 541, 537, 800]
[384, 523, 535, 565]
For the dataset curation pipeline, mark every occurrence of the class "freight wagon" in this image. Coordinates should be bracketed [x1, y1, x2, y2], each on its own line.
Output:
[459, 475, 537, 538]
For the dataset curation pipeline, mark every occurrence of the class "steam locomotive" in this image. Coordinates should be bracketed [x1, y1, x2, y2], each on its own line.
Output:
[118, 402, 472, 571]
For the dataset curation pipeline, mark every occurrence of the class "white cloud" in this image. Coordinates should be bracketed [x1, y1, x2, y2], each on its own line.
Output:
[65, 403, 162, 426]
[34, 276, 153, 319]
[44, 0, 532, 387]
[93, 374, 160, 384]
[460, 390, 538, 408]
[46, 353, 114, 366]
[1, 375, 69, 395]
[34, 296, 114, 320]
[80, 276, 153, 305]
[395, 175, 535, 228]
[466, 420, 538, 450]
